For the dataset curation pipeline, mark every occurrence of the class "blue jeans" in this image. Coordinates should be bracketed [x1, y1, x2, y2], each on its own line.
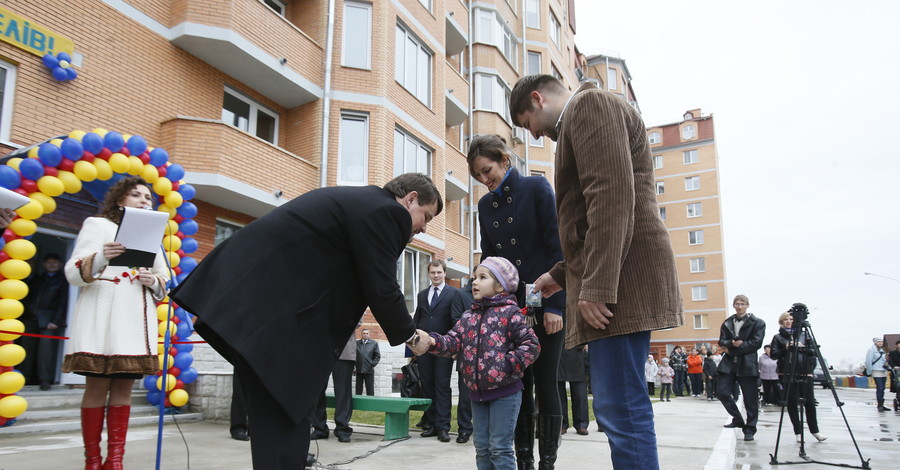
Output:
[471, 391, 521, 470]
[589, 331, 658, 470]
[874, 376, 887, 403]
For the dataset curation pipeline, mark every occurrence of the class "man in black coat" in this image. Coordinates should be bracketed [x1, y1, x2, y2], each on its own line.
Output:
[170, 173, 442, 469]
[413, 259, 462, 442]
[355, 328, 380, 395]
[717, 294, 766, 441]
[451, 280, 474, 443]
[20, 253, 69, 390]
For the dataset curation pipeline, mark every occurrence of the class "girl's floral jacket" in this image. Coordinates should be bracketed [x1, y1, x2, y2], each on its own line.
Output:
[429, 293, 540, 401]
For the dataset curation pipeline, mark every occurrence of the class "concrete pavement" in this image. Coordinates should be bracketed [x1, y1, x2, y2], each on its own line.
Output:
[0, 387, 895, 469]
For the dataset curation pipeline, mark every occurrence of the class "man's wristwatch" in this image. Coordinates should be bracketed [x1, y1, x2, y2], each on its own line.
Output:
[406, 333, 420, 348]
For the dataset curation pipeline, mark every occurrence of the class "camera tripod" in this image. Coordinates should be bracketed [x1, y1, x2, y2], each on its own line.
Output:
[769, 306, 870, 468]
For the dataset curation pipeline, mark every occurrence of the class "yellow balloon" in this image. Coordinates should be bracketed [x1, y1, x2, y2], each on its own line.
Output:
[91, 128, 108, 137]
[0, 395, 28, 418]
[158, 354, 174, 371]
[108, 153, 129, 173]
[141, 164, 159, 183]
[0, 280, 28, 300]
[93, 159, 113, 181]
[49, 138, 63, 147]
[0, 299, 24, 320]
[167, 251, 180, 268]
[166, 220, 179, 235]
[158, 321, 177, 337]
[157, 304, 173, 321]
[153, 178, 172, 196]
[73, 160, 98, 182]
[4, 239, 36, 260]
[68, 130, 87, 140]
[160, 295, 170, 304]
[157, 342, 167, 355]
[0, 344, 26, 366]
[164, 191, 183, 209]
[168, 389, 189, 407]
[127, 156, 143, 175]
[0, 318, 24, 340]
[26, 148, 39, 159]
[0, 259, 31, 280]
[30, 193, 56, 214]
[0, 371, 25, 395]
[6, 158, 22, 170]
[156, 373, 177, 392]
[57, 170, 83, 194]
[157, 204, 176, 219]
[163, 235, 182, 252]
[37, 176, 65, 197]
[122, 134, 133, 143]
[8, 218, 36, 237]
[15, 200, 43, 220]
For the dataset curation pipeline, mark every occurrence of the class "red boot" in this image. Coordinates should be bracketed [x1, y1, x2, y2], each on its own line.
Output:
[103, 406, 130, 470]
[81, 407, 105, 470]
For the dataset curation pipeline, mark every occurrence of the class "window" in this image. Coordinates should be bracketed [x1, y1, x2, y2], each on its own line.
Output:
[529, 134, 543, 147]
[215, 219, 244, 247]
[526, 0, 540, 28]
[685, 176, 700, 191]
[607, 67, 617, 90]
[476, 9, 518, 66]
[0, 60, 16, 142]
[659, 207, 666, 221]
[531, 170, 546, 178]
[648, 131, 661, 144]
[549, 12, 561, 48]
[687, 202, 702, 218]
[527, 51, 542, 75]
[263, 0, 285, 16]
[418, 0, 432, 12]
[395, 24, 433, 106]
[688, 230, 704, 245]
[472, 208, 481, 252]
[690, 257, 706, 273]
[693, 314, 708, 329]
[342, 2, 371, 69]
[656, 181, 665, 195]
[398, 248, 432, 313]
[653, 155, 663, 169]
[551, 64, 562, 80]
[476, 73, 512, 123]
[691, 286, 708, 301]
[338, 113, 368, 186]
[222, 87, 278, 144]
[394, 128, 432, 176]
[682, 125, 695, 139]
[683, 149, 698, 164]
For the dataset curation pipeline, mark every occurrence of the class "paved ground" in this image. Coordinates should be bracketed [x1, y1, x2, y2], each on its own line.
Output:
[0, 387, 895, 469]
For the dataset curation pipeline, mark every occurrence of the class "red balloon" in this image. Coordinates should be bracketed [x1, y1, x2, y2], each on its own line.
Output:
[171, 181, 180, 191]
[80, 151, 95, 162]
[156, 166, 167, 177]
[172, 215, 183, 223]
[0, 417, 7, 426]
[163, 398, 171, 408]
[3, 229, 16, 242]
[20, 179, 37, 193]
[175, 231, 185, 239]
[59, 158, 75, 172]
[97, 148, 112, 160]
[170, 302, 179, 310]
[119, 147, 130, 157]
[169, 347, 177, 357]
[176, 249, 185, 258]
[168, 367, 181, 377]
[172, 316, 180, 324]
[13, 188, 28, 197]
[174, 379, 185, 390]
[139, 153, 150, 164]
[172, 266, 182, 275]
[0, 252, 10, 264]
[43, 166, 58, 177]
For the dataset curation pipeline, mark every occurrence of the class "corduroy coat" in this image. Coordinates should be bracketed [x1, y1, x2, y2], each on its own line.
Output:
[547, 82, 683, 348]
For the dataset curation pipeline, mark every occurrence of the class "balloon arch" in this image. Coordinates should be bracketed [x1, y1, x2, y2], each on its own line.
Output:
[0, 129, 200, 426]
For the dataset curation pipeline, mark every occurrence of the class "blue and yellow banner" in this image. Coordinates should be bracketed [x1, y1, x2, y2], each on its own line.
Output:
[0, 7, 74, 57]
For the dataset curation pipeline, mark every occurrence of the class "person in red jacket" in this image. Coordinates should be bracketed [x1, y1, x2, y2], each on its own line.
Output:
[687, 348, 704, 397]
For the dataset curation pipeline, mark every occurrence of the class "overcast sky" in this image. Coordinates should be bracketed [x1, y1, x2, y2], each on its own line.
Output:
[573, 0, 900, 368]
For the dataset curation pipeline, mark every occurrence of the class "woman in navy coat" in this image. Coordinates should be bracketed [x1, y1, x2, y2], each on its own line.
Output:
[468, 135, 566, 469]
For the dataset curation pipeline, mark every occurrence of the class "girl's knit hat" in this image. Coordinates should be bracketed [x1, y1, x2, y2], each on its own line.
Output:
[479, 257, 519, 293]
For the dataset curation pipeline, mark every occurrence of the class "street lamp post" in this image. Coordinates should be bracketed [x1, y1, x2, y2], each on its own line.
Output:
[863, 272, 900, 285]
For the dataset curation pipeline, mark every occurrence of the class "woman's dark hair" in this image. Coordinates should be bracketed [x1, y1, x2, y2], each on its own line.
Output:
[101, 177, 153, 224]
[466, 134, 511, 178]
[383, 173, 443, 216]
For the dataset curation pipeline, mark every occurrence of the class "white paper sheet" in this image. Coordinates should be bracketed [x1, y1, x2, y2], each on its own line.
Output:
[0, 186, 32, 210]
[112, 207, 171, 267]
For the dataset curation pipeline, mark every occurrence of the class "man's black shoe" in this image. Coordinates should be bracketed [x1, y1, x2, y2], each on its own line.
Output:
[723, 422, 745, 429]
[231, 429, 250, 441]
[437, 430, 451, 442]
[310, 430, 329, 440]
[39, 381, 51, 391]
[420, 428, 439, 438]
[743, 432, 755, 441]
[337, 434, 351, 443]
[456, 432, 470, 443]
[305, 453, 316, 468]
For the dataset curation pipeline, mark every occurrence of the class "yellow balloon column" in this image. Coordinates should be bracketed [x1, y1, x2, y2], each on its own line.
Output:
[0, 130, 201, 426]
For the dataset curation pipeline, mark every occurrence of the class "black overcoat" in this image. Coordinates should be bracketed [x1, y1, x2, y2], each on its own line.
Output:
[171, 185, 416, 423]
[717, 314, 766, 377]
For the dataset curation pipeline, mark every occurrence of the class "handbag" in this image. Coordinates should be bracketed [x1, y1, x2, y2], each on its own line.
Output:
[400, 359, 425, 398]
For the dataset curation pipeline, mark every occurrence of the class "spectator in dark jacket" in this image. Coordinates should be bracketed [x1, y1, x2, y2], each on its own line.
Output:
[702, 351, 717, 401]
[717, 294, 766, 441]
[20, 253, 69, 390]
[669, 346, 688, 396]
[558, 346, 589, 435]
[355, 329, 380, 395]
[770, 312, 826, 442]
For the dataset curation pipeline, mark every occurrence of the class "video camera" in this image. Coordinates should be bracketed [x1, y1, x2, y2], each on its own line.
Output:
[788, 302, 809, 324]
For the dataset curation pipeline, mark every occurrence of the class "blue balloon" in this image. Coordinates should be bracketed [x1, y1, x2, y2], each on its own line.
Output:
[178, 183, 196, 201]
[178, 219, 198, 236]
[126, 135, 148, 156]
[165, 164, 185, 182]
[51, 67, 68, 81]
[176, 321, 191, 340]
[104, 131, 125, 152]
[0, 238, 6, 250]
[173, 352, 193, 370]
[180, 237, 198, 254]
[19, 158, 45, 181]
[176, 202, 197, 219]
[0, 166, 21, 189]
[60, 138, 83, 160]
[179, 256, 198, 274]
[143, 375, 159, 391]
[82, 133, 104, 154]
[175, 341, 193, 353]
[148, 148, 169, 167]
[38, 143, 63, 167]
[176, 272, 189, 284]
[179, 367, 199, 385]
[42, 54, 59, 68]
[65, 68, 77, 81]
[56, 52, 72, 63]
[146, 390, 162, 406]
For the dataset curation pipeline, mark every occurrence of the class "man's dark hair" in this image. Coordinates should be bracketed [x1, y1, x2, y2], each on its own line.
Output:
[509, 74, 566, 127]
[383, 173, 443, 216]
[43, 253, 61, 261]
[429, 259, 447, 272]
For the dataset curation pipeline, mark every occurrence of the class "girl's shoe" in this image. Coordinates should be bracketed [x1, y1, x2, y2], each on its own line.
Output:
[795, 434, 802, 443]
[812, 433, 827, 442]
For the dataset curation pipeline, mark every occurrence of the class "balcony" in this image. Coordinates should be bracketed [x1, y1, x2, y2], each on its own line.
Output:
[170, 0, 323, 108]
[445, 65, 469, 127]
[160, 117, 318, 217]
[445, 12, 468, 56]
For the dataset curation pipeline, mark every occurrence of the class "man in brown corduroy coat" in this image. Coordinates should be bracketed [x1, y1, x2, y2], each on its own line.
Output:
[510, 75, 683, 470]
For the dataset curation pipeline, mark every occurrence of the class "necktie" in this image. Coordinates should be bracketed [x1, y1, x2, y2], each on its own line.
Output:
[430, 286, 439, 309]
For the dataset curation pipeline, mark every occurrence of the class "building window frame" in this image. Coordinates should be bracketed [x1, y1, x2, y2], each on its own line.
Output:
[475, 72, 512, 124]
[527, 51, 542, 75]
[659, 207, 666, 221]
[338, 112, 369, 186]
[691, 285, 708, 301]
[648, 131, 661, 144]
[653, 155, 663, 170]
[682, 124, 696, 139]
[263, 0, 286, 16]
[656, 181, 665, 195]
[222, 86, 279, 144]
[418, 0, 432, 13]
[342, 1, 372, 70]
[688, 229, 704, 245]
[685, 175, 700, 191]
[395, 23, 433, 107]
[0, 60, 16, 143]
[394, 128, 432, 176]
[525, 0, 540, 28]
[693, 314, 708, 329]
[549, 11, 561, 48]
[475, 8, 518, 68]
[687, 202, 702, 218]
[607, 67, 617, 90]
[690, 257, 706, 273]
[215, 218, 245, 247]
[398, 248, 433, 313]
[683, 149, 699, 164]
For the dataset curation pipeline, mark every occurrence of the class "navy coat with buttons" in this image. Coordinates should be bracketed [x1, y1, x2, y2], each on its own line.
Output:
[477, 168, 565, 313]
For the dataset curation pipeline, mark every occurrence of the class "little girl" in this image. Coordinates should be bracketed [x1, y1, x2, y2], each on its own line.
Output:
[417, 257, 540, 470]
[657, 358, 674, 402]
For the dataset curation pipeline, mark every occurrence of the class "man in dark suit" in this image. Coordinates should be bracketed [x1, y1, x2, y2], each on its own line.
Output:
[20, 253, 69, 390]
[355, 328, 380, 395]
[717, 294, 766, 441]
[311, 333, 356, 442]
[171, 173, 442, 469]
[413, 259, 462, 443]
[451, 280, 474, 443]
